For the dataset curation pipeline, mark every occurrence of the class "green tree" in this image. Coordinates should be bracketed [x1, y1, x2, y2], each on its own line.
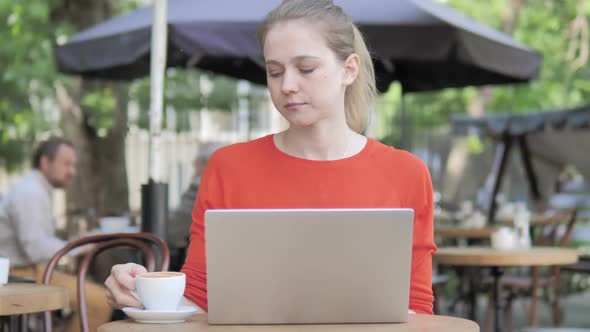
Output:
[2, 0, 145, 216]
[0, 0, 240, 218]
[378, 0, 590, 143]
[0, 0, 62, 171]
[130, 69, 239, 131]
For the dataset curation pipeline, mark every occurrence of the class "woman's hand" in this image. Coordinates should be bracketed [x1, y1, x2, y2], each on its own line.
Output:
[104, 263, 146, 309]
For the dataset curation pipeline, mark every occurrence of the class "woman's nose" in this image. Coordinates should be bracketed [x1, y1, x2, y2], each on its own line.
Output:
[281, 70, 299, 94]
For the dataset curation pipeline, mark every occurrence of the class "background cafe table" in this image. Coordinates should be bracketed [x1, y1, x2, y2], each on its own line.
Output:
[1, 282, 69, 331]
[0, 283, 68, 316]
[98, 313, 479, 332]
[496, 213, 558, 227]
[434, 226, 498, 319]
[435, 246, 578, 332]
[435, 227, 497, 240]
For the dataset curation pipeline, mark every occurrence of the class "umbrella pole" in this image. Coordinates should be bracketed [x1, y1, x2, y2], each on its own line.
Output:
[142, 0, 169, 241]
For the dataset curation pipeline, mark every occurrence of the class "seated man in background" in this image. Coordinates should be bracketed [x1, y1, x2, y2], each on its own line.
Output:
[0, 136, 110, 332]
[0, 137, 77, 266]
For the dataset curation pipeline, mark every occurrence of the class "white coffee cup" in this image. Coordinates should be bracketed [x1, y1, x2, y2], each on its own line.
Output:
[135, 272, 185, 311]
[491, 227, 516, 250]
[0, 257, 9, 286]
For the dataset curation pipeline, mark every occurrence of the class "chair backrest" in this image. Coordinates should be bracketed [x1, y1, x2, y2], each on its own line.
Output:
[42, 232, 170, 332]
[533, 187, 588, 247]
[532, 208, 578, 247]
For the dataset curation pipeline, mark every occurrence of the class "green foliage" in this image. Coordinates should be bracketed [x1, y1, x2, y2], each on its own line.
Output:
[81, 88, 118, 132]
[129, 69, 239, 131]
[0, 0, 59, 170]
[114, 0, 145, 13]
[0, 0, 241, 169]
[378, 0, 590, 141]
[466, 134, 484, 154]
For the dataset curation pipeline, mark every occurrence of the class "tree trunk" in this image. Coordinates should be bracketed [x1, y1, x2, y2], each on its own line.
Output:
[443, 0, 526, 202]
[52, 0, 130, 222]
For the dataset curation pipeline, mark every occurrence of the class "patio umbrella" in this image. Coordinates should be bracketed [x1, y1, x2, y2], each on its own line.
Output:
[452, 106, 590, 222]
[55, 0, 544, 240]
[54, 0, 542, 93]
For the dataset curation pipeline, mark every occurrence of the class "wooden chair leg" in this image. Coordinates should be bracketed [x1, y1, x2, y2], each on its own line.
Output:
[551, 268, 563, 325]
[551, 294, 562, 326]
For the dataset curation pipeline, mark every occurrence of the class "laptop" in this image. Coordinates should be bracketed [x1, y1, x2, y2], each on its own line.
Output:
[205, 208, 414, 325]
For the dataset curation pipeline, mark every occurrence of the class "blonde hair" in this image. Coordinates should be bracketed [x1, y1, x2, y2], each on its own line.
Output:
[258, 0, 377, 133]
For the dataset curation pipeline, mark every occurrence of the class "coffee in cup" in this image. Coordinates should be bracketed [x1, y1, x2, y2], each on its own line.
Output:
[135, 271, 185, 310]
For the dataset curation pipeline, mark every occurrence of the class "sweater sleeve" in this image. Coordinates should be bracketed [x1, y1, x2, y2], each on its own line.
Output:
[181, 154, 224, 311]
[407, 157, 437, 314]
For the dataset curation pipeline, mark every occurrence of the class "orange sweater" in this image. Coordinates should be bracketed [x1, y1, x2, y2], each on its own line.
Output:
[182, 135, 436, 314]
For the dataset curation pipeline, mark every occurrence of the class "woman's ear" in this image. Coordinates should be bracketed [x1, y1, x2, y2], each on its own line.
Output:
[343, 53, 360, 86]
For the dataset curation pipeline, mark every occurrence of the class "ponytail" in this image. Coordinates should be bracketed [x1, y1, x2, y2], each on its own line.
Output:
[345, 25, 376, 133]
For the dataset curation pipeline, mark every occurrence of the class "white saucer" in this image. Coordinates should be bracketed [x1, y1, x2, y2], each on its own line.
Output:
[123, 306, 198, 324]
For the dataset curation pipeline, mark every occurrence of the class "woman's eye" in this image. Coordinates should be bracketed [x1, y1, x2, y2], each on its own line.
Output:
[300, 68, 315, 74]
[269, 72, 283, 78]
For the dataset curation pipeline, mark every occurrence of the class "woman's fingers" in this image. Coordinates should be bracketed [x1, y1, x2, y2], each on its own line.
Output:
[112, 263, 147, 290]
[105, 264, 146, 308]
[105, 289, 124, 309]
[105, 277, 144, 308]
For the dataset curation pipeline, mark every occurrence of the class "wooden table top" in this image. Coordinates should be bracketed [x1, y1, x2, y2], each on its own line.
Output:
[435, 246, 579, 267]
[0, 282, 69, 316]
[435, 227, 497, 239]
[98, 313, 479, 332]
[496, 213, 551, 226]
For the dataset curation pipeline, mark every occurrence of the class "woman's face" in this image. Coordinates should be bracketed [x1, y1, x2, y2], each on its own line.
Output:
[263, 19, 358, 129]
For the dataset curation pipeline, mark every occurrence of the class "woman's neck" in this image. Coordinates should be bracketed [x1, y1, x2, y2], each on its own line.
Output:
[275, 125, 364, 161]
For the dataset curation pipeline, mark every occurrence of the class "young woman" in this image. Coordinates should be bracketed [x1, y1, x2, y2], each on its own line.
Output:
[105, 0, 436, 314]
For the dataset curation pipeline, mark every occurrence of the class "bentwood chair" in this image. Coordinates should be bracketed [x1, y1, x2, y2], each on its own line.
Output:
[484, 207, 579, 332]
[41, 232, 170, 332]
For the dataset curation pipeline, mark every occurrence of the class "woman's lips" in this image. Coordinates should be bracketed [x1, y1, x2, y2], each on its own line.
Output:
[285, 102, 306, 110]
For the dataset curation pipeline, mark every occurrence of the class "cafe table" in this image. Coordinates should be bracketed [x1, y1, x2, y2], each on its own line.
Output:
[435, 246, 578, 332]
[435, 227, 497, 240]
[0, 282, 68, 316]
[434, 226, 498, 320]
[98, 313, 479, 332]
[495, 213, 549, 227]
[0, 282, 69, 331]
